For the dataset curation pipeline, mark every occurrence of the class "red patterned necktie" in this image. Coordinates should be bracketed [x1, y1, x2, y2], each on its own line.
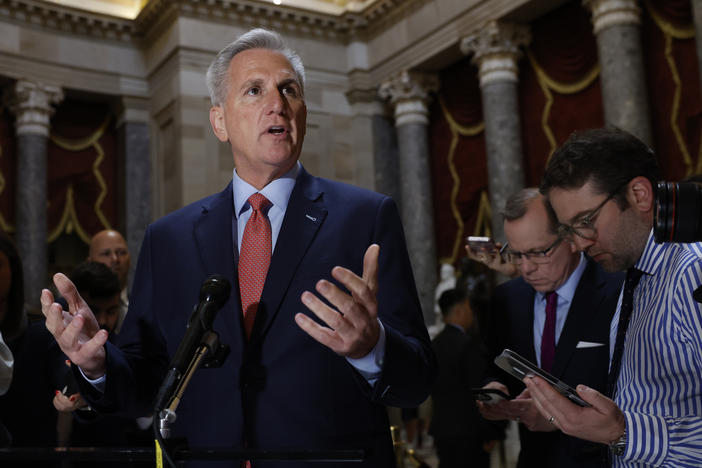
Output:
[239, 193, 272, 338]
[540, 291, 557, 372]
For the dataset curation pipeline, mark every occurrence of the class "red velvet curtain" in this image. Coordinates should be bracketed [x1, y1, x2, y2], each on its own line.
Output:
[519, 0, 604, 186]
[48, 99, 118, 243]
[643, 0, 702, 180]
[429, 59, 487, 263]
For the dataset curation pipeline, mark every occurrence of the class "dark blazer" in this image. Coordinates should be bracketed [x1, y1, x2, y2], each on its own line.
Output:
[429, 325, 494, 441]
[487, 257, 624, 468]
[79, 167, 436, 467]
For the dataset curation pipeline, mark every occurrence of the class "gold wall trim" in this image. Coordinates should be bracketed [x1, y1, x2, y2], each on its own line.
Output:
[49, 115, 112, 243]
[527, 48, 600, 160]
[645, 0, 695, 40]
[438, 96, 484, 264]
[473, 190, 492, 239]
[645, 0, 697, 176]
[48, 185, 93, 244]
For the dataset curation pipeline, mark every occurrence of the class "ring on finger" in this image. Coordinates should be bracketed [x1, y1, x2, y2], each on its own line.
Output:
[548, 416, 555, 424]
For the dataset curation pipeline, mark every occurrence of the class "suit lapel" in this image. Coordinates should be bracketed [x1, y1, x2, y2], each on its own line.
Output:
[250, 167, 328, 341]
[521, 284, 538, 363]
[193, 182, 243, 343]
[551, 259, 604, 377]
[510, 280, 537, 363]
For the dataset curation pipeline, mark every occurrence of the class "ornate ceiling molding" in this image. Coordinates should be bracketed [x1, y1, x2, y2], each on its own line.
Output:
[0, 0, 426, 43]
[0, 0, 136, 42]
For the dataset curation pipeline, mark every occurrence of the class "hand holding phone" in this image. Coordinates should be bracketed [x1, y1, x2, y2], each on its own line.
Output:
[494, 349, 591, 407]
[471, 388, 510, 405]
[466, 236, 496, 252]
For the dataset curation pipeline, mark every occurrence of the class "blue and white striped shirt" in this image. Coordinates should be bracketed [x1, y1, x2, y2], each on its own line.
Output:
[611, 229, 702, 467]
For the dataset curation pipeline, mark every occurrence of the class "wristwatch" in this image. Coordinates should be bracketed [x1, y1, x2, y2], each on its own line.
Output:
[609, 427, 627, 456]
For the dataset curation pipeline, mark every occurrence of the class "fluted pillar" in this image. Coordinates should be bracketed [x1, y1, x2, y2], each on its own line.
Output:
[6, 80, 63, 309]
[379, 71, 439, 325]
[584, 0, 652, 144]
[116, 97, 151, 288]
[461, 21, 529, 242]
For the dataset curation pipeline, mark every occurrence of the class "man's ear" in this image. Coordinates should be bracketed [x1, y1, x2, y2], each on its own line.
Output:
[209, 106, 228, 142]
[627, 176, 654, 213]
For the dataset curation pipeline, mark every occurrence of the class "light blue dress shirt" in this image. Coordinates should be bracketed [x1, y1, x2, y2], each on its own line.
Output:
[609, 230, 702, 467]
[532, 252, 586, 367]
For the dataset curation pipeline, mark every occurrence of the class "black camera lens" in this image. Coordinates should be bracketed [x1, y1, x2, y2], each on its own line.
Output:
[654, 181, 702, 243]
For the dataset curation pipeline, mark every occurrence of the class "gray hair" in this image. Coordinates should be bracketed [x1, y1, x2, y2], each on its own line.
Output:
[501, 187, 558, 232]
[205, 28, 306, 107]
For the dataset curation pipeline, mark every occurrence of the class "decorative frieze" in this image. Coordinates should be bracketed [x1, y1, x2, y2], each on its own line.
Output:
[0, 0, 134, 42]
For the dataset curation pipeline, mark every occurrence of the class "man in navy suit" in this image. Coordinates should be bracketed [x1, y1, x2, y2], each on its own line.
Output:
[40, 28, 436, 467]
[478, 188, 623, 468]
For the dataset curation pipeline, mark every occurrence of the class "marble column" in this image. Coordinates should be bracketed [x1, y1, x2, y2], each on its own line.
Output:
[116, 97, 151, 289]
[379, 71, 439, 325]
[584, 0, 652, 144]
[6, 80, 63, 310]
[691, 0, 702, 93]
[372, 112, 401, 202]
[461, 21, 529, 243]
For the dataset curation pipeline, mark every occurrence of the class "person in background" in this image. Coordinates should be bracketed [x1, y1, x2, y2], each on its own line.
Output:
[88, 229, 130, 334]
[0, 230, 66, 458]
[430, 286, 501, 468]
[479, 188, 623, 468]
[53, 261, 150, 466]
[530, 127, 702, 466]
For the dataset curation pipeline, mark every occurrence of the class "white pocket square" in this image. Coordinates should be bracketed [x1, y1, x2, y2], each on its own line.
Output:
[576, 341, 605, 349]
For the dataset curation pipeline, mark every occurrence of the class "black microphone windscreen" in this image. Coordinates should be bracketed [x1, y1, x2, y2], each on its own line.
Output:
[199, 274, 231, 308]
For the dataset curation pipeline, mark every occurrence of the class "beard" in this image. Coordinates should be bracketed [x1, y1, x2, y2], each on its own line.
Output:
[600, 207, 649, 272]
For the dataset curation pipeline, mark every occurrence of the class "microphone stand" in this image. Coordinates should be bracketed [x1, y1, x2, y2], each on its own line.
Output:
[153, 329, 229, 468]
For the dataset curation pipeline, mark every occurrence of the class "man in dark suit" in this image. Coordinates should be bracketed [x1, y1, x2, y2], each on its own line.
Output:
[478, 188, 623, 468]
[40, 28, 436, 467]
[430, 287, 501, 468]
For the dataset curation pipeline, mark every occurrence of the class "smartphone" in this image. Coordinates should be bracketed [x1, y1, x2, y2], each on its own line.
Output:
[494, 349, 591, 407]
[466, 236, 496, 251]
[471, 388, 510, 405]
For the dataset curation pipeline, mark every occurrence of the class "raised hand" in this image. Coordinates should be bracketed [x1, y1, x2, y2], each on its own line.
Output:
[41, 273, 109, 379]
[296, 244, 381, 359]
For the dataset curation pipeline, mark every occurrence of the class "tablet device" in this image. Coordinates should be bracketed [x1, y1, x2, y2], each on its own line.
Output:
[470, 388, 510, 405]
[494, 349, 591, 407]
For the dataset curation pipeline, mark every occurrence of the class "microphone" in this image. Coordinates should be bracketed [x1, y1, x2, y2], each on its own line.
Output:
[154, 274, 231, 413]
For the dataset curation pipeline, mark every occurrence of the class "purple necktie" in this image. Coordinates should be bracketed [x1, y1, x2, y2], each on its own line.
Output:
[541, 291, 557, 372]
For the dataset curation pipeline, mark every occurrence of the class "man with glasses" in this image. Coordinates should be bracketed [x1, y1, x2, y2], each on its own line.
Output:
[528, 127, 702, 467]
[478, 187, 623, 468]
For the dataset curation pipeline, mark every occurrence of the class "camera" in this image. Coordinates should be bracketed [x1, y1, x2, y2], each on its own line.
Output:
[654, 181, 702, 243]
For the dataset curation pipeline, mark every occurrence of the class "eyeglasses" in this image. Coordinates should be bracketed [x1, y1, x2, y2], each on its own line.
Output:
[556, 183, 626, 241]
[501, 237, 563, 265]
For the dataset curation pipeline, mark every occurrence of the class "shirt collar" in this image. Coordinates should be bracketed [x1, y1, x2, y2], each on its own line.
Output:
[537, 252, 586, 302]
[232, 162, 299, 219]
[634, 228, 664, 276]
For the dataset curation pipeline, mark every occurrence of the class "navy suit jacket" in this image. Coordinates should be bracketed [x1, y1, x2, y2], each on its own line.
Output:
[79, 167, 436, 467]
[487, 257, 623, 468]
